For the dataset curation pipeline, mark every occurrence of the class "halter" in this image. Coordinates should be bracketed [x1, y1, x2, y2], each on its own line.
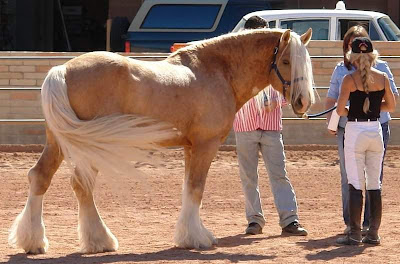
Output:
[270, 39, 304, 100]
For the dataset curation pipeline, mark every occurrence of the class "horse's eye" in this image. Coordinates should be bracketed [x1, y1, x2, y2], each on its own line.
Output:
[283, 60, 290, 65]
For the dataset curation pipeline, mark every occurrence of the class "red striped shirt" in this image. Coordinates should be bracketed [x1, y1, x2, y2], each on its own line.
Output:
[233, 91, 285, 132]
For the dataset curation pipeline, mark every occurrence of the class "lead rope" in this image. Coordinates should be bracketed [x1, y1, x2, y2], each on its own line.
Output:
[305, 105, 337, 118]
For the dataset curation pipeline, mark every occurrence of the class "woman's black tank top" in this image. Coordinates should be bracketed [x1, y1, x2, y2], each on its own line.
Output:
[347, 74, 385, 120]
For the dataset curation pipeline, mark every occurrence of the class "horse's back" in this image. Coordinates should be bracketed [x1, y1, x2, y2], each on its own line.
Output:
[64, 52, 142, 120]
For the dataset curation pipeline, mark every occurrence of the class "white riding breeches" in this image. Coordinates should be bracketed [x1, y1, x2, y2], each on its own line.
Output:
[344, 121, 384, 190]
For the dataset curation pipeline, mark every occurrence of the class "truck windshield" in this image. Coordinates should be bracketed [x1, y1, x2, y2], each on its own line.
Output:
[378, 16, 400, 41]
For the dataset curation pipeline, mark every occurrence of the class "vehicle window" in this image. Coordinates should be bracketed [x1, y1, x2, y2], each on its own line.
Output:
[232, 19, 276, 32]
[232, 19, 246, 32]
[141, 4, 221, 29]
[280, 19, 329, 40]
[338, 19, 369, 40]
[268, 21, 276, 28]
[378, 16, 400, 41]
[369, 22, 381, 41]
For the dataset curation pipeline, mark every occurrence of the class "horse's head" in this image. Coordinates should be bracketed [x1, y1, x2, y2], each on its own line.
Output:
[269, 28, 315, 116]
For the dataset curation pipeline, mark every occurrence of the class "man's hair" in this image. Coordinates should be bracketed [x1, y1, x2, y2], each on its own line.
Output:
[244, 16, 269, 29]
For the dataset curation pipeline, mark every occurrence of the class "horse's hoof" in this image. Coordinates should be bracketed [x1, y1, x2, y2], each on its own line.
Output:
[197, 238, 218, 249]
[26, 247, 46, 255]
[201, 236, 218, 248]
[175, 229, 217, 249]
[80, 234, 119, 254]
[81, 244, 118, 254]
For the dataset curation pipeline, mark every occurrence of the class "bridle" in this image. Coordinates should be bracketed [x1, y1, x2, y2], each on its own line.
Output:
[270, 36, 337, 119]
[270, 39, 304, 100]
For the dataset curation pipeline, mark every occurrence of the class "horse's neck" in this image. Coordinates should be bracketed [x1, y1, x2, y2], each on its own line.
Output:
[178, 32, 279, 110]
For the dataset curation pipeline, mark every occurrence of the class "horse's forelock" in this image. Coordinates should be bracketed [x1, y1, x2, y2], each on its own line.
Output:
[288, 32, 315, 110]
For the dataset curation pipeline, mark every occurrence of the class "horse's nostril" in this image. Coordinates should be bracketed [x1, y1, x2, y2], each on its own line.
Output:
[293, 97, 303, 109]
[297, 98, 303, 108]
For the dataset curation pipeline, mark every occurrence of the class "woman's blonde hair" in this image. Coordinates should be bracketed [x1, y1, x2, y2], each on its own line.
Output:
[346, 49, 379, 113]
[342, 25, 369, 70]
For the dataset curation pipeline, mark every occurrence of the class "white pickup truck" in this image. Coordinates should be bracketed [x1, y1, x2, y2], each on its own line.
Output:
[232, 1, 400, 41]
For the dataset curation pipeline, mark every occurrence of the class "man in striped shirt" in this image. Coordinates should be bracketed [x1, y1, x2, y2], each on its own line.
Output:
[234, 86, 308, 236]
[233, 15, 307, 237]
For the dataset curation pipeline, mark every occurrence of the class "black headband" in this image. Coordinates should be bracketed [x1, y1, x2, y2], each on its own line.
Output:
[351, 37, 373, 53]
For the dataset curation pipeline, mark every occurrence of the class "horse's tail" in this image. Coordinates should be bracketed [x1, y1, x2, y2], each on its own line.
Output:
[41, 65, 176, 193]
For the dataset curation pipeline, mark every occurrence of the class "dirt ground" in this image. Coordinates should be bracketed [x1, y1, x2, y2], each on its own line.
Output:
[1, 145, 400, 264]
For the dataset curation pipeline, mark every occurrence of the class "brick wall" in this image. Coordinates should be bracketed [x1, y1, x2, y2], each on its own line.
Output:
[308, 41, 400, 87]
[1, 41, 400, 145]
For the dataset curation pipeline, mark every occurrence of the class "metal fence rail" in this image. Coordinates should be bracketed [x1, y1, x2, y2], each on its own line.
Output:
[1, 55, 400, 60]
[1, 86, 400, 123]
[1, 57, 400, 123]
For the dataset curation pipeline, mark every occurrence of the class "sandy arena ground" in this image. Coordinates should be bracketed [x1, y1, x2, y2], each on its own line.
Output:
[1, 145, 400, 263]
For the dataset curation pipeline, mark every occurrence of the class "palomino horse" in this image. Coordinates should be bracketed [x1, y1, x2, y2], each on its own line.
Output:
[9, 28, 314, 254]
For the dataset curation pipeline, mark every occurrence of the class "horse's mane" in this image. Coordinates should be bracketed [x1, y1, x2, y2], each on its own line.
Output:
[170, 29, 315, 116]
[170, 28, 283, 56]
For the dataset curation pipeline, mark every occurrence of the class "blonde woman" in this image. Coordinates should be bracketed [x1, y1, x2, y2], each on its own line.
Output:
[336, 37, 396, 245]
[325, 26, 398, 236]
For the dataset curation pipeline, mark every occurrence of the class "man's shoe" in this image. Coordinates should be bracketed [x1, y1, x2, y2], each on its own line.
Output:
[361, 226, 369, 236]
[245, 222, 262, 235]
[337, 235, 362, 245]
[282, 222, 308, 236]
[362, 234, 380, 245]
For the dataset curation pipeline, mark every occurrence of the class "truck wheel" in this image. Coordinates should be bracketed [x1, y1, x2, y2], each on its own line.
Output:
[110, 16, 130, 52]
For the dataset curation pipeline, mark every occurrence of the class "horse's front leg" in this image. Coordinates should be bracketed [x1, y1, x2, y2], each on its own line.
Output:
[174, 140, 220, 249]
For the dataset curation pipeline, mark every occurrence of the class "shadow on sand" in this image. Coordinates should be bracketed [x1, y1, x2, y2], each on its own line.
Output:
[296, 234, 367, 261]
[7, 234, 277, 263]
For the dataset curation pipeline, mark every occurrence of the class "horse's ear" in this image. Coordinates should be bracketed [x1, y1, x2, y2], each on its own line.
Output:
[280, 29, 291, 46]
[300, 28, 312, 46]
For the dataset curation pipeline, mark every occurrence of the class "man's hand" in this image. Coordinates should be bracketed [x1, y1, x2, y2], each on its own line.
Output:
[265, 101, 278, 113]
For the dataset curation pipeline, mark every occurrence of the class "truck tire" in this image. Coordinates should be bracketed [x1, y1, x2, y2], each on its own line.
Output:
[110, 17, 130, 52]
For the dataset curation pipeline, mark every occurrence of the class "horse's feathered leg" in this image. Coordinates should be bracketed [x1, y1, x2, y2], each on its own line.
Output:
[174, 139, 220, 249]
[9, 128, 63, 254]
[71, 167, 118, 254]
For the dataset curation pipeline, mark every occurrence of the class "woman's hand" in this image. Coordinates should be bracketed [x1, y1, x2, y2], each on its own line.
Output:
[327, 129, 337, 135]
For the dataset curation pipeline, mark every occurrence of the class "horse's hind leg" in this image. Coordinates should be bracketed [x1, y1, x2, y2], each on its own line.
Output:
[71, 167, 118, 253]
[174, 140, 220, 249]
[9, 128, 63, 254]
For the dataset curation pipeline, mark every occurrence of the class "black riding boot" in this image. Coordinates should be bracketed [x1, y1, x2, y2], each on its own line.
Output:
[362, 189, 382, 245]
[337, 184, 362, 245]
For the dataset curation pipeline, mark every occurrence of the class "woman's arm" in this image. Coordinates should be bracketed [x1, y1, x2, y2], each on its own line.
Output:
[381, 75, 396, 112]
[325, 97, 337, 123]
[337, 75, 351, 116]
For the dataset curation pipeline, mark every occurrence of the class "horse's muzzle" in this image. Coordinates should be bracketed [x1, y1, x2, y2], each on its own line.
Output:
[292, 96, 311, 117]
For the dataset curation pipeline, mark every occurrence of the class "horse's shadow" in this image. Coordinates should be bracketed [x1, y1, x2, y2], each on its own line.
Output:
[6, 235, 276, 264]
[296, 234, 368, 261]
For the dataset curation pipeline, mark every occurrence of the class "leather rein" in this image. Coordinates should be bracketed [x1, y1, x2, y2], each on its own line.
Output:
[270, 39, 304, 100]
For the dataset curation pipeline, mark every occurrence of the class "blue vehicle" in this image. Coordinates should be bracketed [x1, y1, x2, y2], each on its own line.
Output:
[122, 0, 271, 52]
